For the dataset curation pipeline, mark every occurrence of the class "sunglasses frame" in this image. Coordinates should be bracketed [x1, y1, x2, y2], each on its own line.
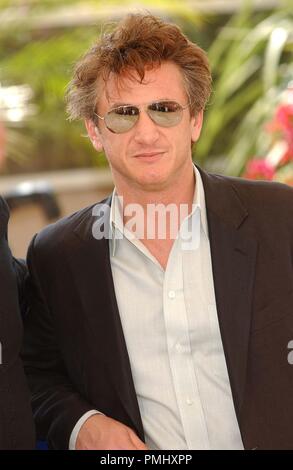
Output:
[93, 99, 191, 134]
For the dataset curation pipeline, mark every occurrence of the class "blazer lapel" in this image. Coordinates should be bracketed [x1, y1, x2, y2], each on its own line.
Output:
[65, 197, 144, 438]
[199, 167, 258, 421]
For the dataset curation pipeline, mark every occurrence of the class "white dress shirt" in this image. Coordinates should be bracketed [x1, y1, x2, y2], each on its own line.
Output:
[70, 165, 244, 450]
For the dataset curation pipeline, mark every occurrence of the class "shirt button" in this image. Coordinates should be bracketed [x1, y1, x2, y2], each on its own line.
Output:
[168, 290, 175, 299]
[186, 398, 193, 406]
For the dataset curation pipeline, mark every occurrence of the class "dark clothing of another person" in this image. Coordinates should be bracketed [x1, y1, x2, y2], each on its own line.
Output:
[0, 196, 35, 449]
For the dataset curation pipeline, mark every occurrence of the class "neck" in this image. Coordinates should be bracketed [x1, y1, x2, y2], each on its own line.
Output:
[115, 164, 195, 210]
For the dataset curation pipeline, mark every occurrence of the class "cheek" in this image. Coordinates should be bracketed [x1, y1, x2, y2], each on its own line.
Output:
[170, 125, 191, 148]
[102, 135, 128, 163]
[172, 128, 194, 158]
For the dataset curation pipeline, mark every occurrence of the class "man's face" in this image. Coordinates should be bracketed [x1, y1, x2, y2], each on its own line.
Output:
[86, 61, 203, 193]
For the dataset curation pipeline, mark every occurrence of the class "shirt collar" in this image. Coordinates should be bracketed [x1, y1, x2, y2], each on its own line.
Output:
[193, 164, 209, 239]
[110, 164, 209, 256]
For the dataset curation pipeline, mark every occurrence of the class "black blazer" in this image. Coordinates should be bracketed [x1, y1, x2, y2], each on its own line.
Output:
[22, 167, 293, 449]
[0, 197, 35, 449]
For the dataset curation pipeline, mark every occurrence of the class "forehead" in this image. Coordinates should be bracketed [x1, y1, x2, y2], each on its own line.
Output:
[101, 61, 188, 107]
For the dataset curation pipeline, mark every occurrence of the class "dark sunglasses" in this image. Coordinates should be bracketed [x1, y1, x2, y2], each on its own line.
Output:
[93, 100, 191, 134]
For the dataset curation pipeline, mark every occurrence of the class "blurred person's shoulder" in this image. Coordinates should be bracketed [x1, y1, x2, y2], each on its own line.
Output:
[0, 196, 9, 240]
[0, 194, 9, 217]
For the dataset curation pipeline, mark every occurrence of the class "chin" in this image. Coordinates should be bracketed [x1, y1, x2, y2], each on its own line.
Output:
[136, 175, 170, 192]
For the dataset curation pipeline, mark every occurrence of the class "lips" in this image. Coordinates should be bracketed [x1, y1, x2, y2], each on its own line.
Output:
[134, 151, 165, 159]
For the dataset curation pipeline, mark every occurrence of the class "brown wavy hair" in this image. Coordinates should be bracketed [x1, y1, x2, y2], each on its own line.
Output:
[66, 13, 212, 120]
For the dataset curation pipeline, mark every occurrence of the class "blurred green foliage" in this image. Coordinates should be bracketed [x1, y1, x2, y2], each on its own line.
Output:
[196, 0, 293, 175]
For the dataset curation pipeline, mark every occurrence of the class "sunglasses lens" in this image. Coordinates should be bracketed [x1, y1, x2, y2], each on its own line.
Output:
[103, 101, 185, 133]
[148, 101, 183, 127]
[105, 106, 139, 133]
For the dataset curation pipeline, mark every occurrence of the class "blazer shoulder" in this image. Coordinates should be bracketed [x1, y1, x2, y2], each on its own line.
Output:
[227, 173, 292, 193]
[31, 195, 111, 254]
[231, 175, 292, 204]
[212, 172, 293, 204]
[217, 174, 293, 227]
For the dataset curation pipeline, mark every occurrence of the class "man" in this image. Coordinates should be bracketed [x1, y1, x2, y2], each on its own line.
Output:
[0, 196, 35, 449]
[23, 13, 293, 450]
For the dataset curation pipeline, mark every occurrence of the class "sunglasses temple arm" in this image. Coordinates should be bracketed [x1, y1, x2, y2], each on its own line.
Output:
[93, 112, 105, 120]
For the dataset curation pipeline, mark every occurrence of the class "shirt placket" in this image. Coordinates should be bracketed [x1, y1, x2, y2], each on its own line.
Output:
[163, 237, 210, 450]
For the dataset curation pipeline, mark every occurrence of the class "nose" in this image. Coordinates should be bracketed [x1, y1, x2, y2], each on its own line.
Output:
[132, 108, 160, 145]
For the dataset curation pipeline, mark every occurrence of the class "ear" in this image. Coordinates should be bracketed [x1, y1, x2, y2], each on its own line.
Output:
[190, 109, 204, 143]
[85, 119, 104, 152]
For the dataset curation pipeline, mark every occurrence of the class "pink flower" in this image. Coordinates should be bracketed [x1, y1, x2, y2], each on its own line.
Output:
[279, 146, 292, 165]
[266, 103, 293, 153]
[244, 158, 275, 181]
[243, 87, 293, 185]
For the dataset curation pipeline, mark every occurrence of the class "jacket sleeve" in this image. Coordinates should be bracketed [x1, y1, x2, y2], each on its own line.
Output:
[0, 196, 27, 318]
[21, 235, 93, 449]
